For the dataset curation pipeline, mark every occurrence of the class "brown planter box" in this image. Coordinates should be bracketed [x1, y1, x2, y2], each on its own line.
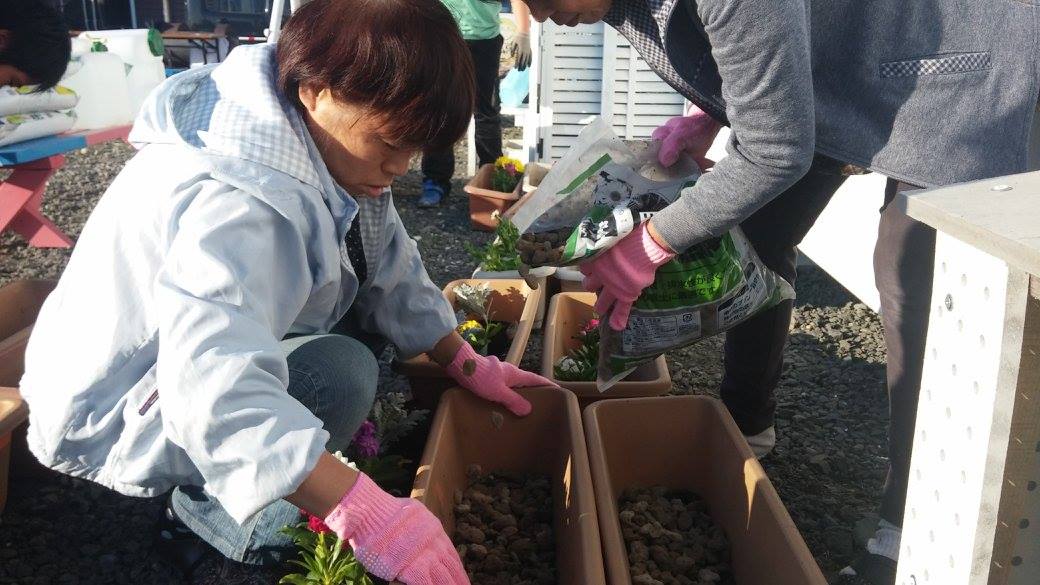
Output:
[394, 279, 541, 409]
[584, 396, 826, 585]
[553, 266, 585, 294]
[465, 163, 523, 231]
[410, 386, 606, 584]
[0, 279, 56, 387]
[0, 388, 27, 514]
[471, 268, 548, 330]
[0, 279, 56, 515]
[543, 292, 671, 404]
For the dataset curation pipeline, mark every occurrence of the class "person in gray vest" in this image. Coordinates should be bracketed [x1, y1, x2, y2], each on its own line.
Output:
[518, 0, 1039, 583]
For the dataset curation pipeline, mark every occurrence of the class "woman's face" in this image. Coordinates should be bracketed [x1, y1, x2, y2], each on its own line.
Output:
[518, 0, 613, 27]
[298, 86, 415, 198]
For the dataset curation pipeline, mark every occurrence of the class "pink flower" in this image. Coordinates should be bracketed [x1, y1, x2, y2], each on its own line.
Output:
[307, 514, 332, 534]
[582, 319, 600, 333]
[352, 420, 380, 459]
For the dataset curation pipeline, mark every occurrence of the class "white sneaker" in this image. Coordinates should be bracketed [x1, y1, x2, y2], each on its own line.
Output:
[745, 426, 776, 458]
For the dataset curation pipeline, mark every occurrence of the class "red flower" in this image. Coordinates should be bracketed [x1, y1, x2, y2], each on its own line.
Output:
[307, 514, 332, 534]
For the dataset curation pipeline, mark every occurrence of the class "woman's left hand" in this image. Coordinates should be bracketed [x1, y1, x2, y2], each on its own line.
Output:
[581, 222, 676, 331]
[445, 342, 557, 416]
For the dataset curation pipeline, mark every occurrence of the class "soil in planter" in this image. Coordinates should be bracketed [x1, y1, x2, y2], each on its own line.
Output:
[619, 487, 734, 585]
[485, 321, 513, 360]
[452, 465, 556, 585]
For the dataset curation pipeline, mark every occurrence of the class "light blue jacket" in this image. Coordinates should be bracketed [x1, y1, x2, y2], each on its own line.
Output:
[19, 44, 456, 523]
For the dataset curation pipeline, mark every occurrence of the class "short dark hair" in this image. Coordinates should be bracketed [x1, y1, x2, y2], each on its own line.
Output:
[0, 0, 71, 90]
[277, 0, 475, 152]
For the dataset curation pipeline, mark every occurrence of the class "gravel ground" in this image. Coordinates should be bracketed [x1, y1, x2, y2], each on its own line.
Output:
[0, 139, 888, 583]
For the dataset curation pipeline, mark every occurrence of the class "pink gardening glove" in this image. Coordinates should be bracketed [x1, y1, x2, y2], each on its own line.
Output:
[324, 473, 469, 584]
[446, 342, 557, 416]
[581, 222, 676, 331]
[652, 104, 722, 169]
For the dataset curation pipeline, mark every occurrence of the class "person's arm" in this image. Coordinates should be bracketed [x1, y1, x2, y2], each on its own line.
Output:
[509, 2, 533, 70]
[349, 196, 458, 360]
[155, 182, 330, 523]
[648, 0, 815, 252]
[514, 0, 531, 34]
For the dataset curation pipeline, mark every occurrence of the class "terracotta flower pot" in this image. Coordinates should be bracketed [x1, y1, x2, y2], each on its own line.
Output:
[584, 396, 826, 585]
[394, 279, 541, 409]
[0, 279, 56, 514]
[465, 163, 523, 231]
[543, 292, 671, 406]
[409, 386, 606, 584]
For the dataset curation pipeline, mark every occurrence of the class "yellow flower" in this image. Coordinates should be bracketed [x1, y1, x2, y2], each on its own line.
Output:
[494, 156, 525, 174]
[456, 320, 484, 333]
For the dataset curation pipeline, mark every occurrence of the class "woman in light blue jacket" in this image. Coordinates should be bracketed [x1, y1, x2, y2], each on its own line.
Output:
[19, 1, 552, 583]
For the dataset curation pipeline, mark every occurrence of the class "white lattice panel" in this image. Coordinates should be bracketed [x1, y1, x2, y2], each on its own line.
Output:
[896, 233, 1023, 585]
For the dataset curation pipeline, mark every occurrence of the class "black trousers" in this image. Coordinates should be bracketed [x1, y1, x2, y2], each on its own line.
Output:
[421, 35, 504, 185]
[722, 156, 931, 526]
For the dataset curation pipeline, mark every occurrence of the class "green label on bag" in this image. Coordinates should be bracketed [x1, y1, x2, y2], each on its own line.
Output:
[634, 233, 743, 310]
[555, 153, 611, 197]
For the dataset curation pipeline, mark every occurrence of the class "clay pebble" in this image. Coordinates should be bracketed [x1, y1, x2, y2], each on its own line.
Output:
[619, 487, 734, 585]
[452, 472, 556, 584]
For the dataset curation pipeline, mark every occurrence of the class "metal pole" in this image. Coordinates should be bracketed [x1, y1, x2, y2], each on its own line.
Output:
[162, 0, 171, 22]
[80, 0, 89, 29]
[268, 0, 285, 43]
[129, 0, 138, 28]
[89, 0, 98, 30]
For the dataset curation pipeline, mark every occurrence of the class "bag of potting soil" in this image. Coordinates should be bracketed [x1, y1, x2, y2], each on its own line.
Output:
[511, 117, 793, 391]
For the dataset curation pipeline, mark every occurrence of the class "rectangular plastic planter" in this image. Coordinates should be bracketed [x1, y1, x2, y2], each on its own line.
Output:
[410, 386, 606, 584]
[0, 279, 56, 515]
[543, 292, 671, 404]
[465, 163, 523, 231]
[584, 396, 826, 585]
[471, 267, 548, 330]
[553, 265, 586, 294]
[394, 278, 541, 409]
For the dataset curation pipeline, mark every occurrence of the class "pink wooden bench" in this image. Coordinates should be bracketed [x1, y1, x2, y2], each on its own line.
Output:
[0, 126, 130, 248]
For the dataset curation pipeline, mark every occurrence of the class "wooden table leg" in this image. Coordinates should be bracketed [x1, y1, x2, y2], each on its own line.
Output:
[0, 155, 72, 248]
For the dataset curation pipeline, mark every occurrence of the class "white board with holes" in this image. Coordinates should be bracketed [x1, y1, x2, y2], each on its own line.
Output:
[898, 174, 1040, 585]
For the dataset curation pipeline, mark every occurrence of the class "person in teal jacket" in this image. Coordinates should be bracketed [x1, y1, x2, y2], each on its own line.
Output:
[417, 0, 531, 207]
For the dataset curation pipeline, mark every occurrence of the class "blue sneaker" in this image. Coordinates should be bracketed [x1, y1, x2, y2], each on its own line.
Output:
[418, 178, 449, 208]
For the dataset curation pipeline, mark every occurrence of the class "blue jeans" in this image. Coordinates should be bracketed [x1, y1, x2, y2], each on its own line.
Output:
[170, 334, 378, 565]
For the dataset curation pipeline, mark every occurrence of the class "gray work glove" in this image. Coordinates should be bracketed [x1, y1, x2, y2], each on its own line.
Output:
[509, 31, 532, 71]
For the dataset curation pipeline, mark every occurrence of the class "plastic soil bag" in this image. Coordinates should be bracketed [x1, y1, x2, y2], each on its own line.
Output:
[0, 111, 76, 147]
[512, 117, 793, 391]
[0, 85, 79, 117]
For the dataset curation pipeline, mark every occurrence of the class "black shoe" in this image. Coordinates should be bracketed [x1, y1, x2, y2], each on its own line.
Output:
[835, 552, 897, 585]
[153, 495, 215, 577]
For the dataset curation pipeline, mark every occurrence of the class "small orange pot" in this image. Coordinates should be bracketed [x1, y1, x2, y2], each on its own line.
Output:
[394, 279, 541, 409]
[410, 386, 606, 584]
[584, 396, 826, 585]
[465, 163, 523, 231]
[543, 292, 671, 406]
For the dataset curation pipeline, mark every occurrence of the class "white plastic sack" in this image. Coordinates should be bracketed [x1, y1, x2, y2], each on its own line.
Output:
[513, 117, 793, 391]
[0, 111, 76, 147]
[0, 85, 78, 117]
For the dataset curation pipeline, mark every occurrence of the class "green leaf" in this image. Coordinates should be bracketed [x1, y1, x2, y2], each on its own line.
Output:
[278, 574, 313, 585]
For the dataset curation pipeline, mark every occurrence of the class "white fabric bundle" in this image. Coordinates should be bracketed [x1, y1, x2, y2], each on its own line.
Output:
[0, 111, 76, 147]
[0, 85, 79, 117]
